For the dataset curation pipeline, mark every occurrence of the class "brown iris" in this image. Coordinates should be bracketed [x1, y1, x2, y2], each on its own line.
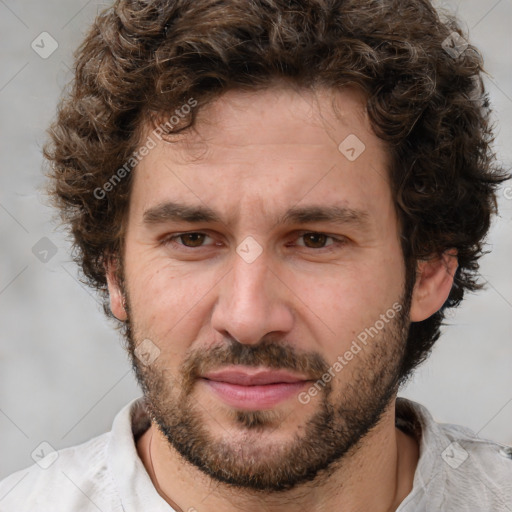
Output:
[301, 233, 329, 249]
[179, 233, 206, 247]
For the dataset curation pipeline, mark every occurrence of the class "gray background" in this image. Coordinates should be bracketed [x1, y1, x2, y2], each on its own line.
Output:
[0, 0, 511, 480]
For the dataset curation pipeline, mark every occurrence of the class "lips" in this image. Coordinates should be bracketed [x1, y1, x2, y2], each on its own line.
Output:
[201, 367, 309, 386]
[200, 367, 313, 410]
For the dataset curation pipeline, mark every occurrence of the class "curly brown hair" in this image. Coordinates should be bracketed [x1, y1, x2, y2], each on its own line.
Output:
[45, 0, 509, 383]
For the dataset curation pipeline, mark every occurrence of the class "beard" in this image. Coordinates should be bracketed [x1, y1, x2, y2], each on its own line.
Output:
[120, 283, 412, 493]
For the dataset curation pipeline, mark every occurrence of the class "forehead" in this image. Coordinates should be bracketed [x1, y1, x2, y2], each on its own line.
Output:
[129, 85, 393, 228]
[156, 85, 378, 156]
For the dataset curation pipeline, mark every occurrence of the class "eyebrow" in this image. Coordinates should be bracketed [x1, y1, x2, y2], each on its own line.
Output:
[143, 201, 369, 229]
[279, 204, 369, 227]
[143, 202, 222, 224]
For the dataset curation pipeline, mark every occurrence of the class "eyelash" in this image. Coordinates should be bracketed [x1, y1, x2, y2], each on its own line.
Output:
[161, 231, 346, 251]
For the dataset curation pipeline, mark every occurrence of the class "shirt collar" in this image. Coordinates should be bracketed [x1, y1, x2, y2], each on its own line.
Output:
[107, 396, 175, 511]
[395, 397, 448, 510]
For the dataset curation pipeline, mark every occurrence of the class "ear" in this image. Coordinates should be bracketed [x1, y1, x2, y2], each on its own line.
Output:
[410, 249, 458, 322]
[105, 257, 128, 322]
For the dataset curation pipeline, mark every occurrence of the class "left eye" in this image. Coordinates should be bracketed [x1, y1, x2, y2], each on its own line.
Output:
[294, 232, 337, 249]
[164, 232, 214, 247]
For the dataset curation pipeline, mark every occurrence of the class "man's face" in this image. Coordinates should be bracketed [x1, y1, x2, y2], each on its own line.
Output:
[111, 85, 412, 491]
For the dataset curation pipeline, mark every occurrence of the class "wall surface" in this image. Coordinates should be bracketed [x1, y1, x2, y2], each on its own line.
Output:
[1, 0, 511, 481]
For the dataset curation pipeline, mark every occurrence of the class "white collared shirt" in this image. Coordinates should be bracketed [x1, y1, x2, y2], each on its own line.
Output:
[1, 397, 511, 511]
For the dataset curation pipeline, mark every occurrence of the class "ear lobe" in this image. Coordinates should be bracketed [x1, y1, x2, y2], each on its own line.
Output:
[410, 249, 458, 322]
[105, 258, 128, 322]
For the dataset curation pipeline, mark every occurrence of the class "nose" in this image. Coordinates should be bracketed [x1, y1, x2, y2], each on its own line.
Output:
[211, 248, 294, 345]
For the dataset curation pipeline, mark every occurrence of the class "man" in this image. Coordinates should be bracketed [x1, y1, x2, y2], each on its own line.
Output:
[1, 0, 511, 510]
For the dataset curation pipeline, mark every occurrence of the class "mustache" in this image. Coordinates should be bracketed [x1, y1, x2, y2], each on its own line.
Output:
[179, 338, 331, 391]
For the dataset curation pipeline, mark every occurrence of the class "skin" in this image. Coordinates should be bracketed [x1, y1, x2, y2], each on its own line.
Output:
[106, 84, 457, 511]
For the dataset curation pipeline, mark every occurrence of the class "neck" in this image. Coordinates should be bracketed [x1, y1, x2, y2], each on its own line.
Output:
[136, 402, 419, 512]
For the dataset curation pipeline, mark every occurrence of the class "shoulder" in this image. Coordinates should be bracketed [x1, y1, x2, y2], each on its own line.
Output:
[0, 432, 118, 512]
[397, 398, 512, 511]
[437, 419, 512, 506]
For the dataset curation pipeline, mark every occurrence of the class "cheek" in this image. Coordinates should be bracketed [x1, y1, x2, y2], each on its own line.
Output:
[125, 252, 221, 348]
[289, 254, 404, 351]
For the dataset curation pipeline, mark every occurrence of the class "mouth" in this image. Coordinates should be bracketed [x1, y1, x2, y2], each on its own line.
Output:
[200, 366, 313, 410]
